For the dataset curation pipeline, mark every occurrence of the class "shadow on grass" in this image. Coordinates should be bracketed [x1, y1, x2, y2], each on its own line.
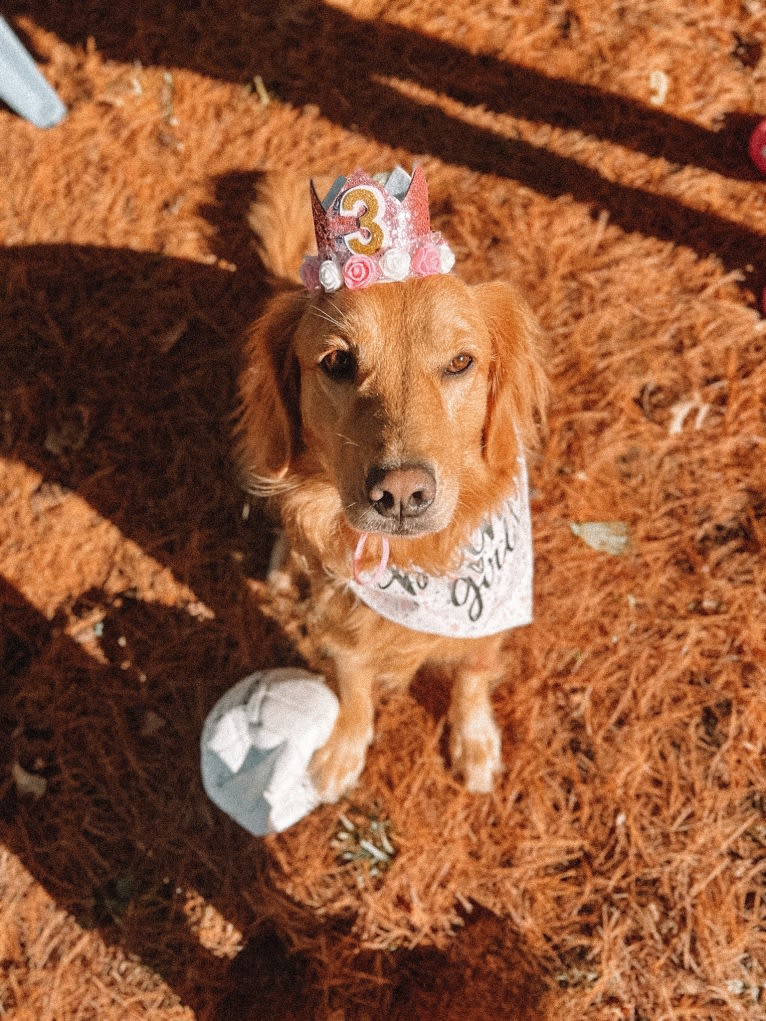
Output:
[6, 0, 763, 180]
[5, 0, 765, 297]
[0, 577, 546, 1018]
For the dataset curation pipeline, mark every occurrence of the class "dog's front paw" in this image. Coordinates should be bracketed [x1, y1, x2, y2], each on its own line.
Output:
[450, 710, 502, 793]
[309, 725, 372, 804]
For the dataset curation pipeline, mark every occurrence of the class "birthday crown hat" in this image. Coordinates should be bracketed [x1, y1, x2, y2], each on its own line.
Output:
[300, 166, 455, 292]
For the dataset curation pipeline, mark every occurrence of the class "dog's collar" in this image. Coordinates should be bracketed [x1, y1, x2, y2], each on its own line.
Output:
[348, 456, 533, 638]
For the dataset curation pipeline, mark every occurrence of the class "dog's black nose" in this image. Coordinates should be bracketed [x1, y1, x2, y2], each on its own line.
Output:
[366, 464, 436, 519]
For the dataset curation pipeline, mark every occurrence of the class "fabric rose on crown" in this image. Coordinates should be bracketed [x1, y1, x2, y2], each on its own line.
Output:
[300, 166, 455, 293]
[343, 254, 380, 289]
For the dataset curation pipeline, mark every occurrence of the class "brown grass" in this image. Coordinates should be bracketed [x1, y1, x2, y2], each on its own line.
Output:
[1, 1, 765, 1018]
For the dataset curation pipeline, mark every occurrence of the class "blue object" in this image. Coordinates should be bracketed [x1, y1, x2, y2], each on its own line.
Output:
[0, 16, 66, 128]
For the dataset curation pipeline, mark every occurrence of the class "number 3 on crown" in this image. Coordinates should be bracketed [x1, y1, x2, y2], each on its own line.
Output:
[339, 186, 389, 256]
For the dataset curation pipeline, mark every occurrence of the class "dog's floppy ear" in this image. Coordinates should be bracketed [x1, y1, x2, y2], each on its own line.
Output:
[236, 290, 307, 492]
[474, 281, 547, 467]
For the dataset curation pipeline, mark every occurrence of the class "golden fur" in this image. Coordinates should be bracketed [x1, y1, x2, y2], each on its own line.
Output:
[237, 174, 547, 801]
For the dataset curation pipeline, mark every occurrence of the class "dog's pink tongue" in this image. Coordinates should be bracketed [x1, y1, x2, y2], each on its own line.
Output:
[353, 533, 390, 585]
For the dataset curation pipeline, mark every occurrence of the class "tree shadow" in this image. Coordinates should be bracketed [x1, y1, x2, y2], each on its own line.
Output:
[10, 2, 761, 293]
[0, 242, 268, 614]
[0, 576, 298, 1016]
[7, 0, 762, 181]
[0, 237, 319, 1010]
[1, 576, 547, 1018]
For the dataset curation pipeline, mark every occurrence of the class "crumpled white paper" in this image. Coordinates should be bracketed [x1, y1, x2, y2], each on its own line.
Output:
[200, 669, 339, 835]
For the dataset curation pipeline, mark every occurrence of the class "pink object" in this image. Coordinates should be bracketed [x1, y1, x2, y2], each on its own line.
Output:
[343, 254, 379, 290]
[311, 168, 430, 263]
[748, 119, 766, 174]
[303, 167, 455, 292]
[353, 532, 391, 586]
[299, 257, 321, 290]
[411, 243, 443, 277]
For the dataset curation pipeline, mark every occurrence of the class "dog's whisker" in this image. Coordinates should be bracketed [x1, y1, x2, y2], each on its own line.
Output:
[310, 305, 347, 331]
[326, 297, 347, 321]
[241, 473, 300, 498]
[337, 432, 360, 448]
[309, 307, 334, 326]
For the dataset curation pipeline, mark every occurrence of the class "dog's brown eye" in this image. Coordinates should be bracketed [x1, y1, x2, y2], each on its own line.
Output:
[320, 349, 356, 382]
[446, 353, 474, 375]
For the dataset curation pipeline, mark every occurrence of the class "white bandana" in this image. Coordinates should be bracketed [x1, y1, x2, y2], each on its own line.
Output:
[348, 456, 533, 638]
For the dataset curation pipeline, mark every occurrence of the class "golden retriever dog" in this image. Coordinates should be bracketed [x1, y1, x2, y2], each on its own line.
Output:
[237, 169, 546, 803]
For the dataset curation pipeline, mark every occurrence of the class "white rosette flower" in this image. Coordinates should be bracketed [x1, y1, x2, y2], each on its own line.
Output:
[318, 259, 343, 292]
[379, 247, 411, 282]
[438, 245, 456, 273]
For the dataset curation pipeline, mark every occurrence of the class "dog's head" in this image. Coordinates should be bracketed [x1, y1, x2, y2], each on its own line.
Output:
[237, 273, 545, 544]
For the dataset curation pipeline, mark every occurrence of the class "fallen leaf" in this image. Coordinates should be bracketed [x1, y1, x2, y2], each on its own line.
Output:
[570, 521, 632, 555]
[12, 762, 47, 799]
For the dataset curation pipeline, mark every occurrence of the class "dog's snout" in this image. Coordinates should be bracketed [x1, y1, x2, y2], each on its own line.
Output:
[366, 464, 436, 520]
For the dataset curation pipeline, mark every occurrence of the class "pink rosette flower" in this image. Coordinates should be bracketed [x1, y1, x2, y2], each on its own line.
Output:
[343, 254, 379, 290]
[299, 257, 321, 291]
[411, 243, 443, 278]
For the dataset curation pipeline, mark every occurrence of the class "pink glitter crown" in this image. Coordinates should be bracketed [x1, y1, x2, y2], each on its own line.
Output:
[300, 166, 455, 292]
